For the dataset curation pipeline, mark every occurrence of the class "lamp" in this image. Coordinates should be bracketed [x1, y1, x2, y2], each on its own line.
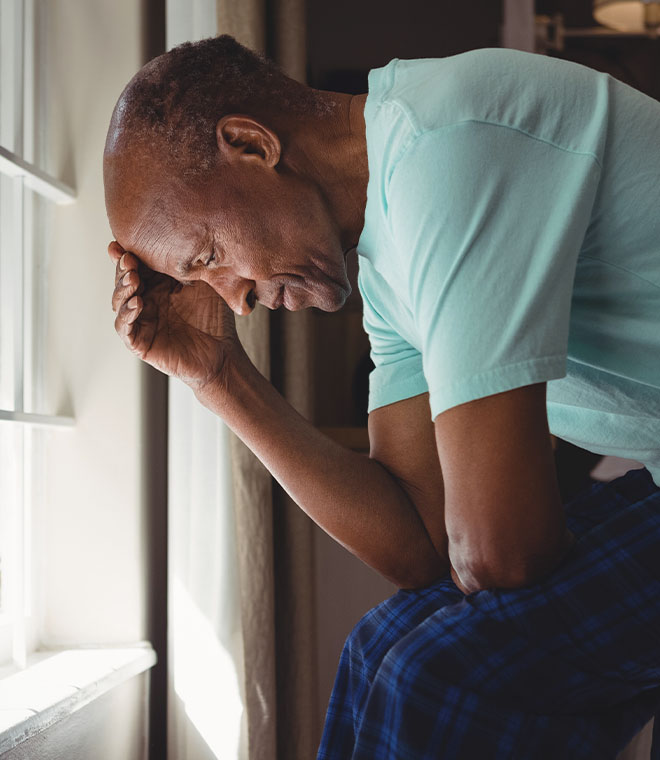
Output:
[593, 0, 660, 34]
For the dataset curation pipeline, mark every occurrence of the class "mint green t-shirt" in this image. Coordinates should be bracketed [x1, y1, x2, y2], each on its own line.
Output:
[356, 48, 660, 487]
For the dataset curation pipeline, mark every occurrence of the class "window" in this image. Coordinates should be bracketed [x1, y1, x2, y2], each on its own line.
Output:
[0, 0, 74, 670]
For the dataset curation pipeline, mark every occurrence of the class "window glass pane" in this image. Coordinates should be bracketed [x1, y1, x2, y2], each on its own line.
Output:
[0, 174, 21, 411]
[23, 190, 48, 415]
[0, 0, 47, 416]
[0, 423, 21, 616]
[0, 0, 42, 665]
[0, 0, 22, 153]
[0, 0, 21, 413]
[0, 0, 52, 665]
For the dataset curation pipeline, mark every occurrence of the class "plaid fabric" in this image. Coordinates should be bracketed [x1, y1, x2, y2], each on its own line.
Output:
[318, 467, 660, 760]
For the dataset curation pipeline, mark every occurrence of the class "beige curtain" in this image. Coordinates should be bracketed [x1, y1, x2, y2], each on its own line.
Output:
[218, 2, 319, 759]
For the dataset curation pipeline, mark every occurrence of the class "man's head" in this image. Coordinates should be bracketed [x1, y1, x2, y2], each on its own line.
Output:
[104, 35, 368, 314]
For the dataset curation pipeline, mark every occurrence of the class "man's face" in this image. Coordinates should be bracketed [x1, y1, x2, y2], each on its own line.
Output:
[109, 157, 352, 315]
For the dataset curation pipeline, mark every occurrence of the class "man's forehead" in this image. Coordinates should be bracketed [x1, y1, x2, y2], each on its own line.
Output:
[117, 211, 201, 278]
[105, 152, 210, 275]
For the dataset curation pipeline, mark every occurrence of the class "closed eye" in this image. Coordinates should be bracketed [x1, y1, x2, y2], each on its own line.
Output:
[205, 248, 216, 267]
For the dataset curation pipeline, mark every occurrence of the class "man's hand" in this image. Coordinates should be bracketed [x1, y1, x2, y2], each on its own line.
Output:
[108, 242, 450, 589]
[109, 240, 241, 390]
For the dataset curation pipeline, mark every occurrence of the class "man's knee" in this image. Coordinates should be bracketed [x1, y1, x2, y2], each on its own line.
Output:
[343, 593, 403, 665]
[342, 586, 447, 674]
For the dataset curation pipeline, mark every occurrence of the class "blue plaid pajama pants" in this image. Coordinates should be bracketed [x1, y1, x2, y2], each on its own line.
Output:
[317, 466, 660, 759]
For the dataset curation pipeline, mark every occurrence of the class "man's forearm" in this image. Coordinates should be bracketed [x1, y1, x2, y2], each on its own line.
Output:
[193, 346, 450, 589]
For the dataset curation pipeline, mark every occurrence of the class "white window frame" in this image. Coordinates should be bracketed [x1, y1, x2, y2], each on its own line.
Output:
[0, 0, 75, 671]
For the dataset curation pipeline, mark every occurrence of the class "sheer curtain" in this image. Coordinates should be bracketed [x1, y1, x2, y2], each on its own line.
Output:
[166, 2, 314, 759]
[166, 6, 258, 760]
[168, 380, 247, 760]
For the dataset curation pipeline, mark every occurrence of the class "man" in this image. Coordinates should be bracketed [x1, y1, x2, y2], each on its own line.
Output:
[104, 35, 660, 758]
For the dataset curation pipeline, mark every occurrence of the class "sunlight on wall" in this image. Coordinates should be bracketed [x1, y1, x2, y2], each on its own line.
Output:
[172, 576, 243, 758]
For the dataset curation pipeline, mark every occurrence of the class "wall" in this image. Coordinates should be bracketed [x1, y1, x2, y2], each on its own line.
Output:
[307, 0, 501, 88]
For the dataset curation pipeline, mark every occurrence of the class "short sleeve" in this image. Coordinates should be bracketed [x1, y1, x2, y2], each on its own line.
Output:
[387, 122, 601, 420]
[358, 259, 429, 412]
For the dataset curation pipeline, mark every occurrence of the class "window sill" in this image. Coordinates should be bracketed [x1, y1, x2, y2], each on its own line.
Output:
[0, 642, 156, 755]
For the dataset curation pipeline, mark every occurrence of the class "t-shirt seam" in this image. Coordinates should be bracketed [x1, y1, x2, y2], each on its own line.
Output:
[371, 366, 426, 385]
[579, 254, 660, 290]
[383, 58, 603, 169]
[377, 115, 603, 198]
[370, 99, 419, 186]
[358, 264, 404, 342]
[547, 399, 660, 422]
[374, 116, 602, 246]
[359, 259, 421, 354]
[369, 372, 428, 407]
[426, 354, 566, 394]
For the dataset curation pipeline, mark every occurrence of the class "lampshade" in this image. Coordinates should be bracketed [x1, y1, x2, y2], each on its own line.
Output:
[593, 0, 660, 33]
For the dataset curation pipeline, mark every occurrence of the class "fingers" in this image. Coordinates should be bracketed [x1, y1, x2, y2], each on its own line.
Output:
[108, 240, 124, 263]
[111, 242, 142, 312]
[109, 240, 139, 284]
[109, 240, 148, 353]
[114, 295, 144, 348]
[113, 250, 139, 288]
[112, 265, 141, 313]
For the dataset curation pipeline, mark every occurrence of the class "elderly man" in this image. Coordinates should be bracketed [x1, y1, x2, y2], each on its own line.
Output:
[105, 35, 660, 759]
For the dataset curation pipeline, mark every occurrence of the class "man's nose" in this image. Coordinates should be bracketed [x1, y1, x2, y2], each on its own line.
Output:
[217, 277, 256, 316]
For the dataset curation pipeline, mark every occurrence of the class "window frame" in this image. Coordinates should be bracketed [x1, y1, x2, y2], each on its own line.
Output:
[0, 0, 75, 670]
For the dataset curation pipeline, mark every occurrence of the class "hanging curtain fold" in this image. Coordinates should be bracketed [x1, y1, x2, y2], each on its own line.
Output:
[216, 1, 319, 757]
[168, 1, 319, 758]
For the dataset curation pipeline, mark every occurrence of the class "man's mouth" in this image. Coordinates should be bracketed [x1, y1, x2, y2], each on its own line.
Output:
[262, 281, 313, 311]
[269, 285, 285, 310]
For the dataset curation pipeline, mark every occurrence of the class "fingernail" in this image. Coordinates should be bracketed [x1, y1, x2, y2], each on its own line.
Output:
[120, 253, 127, 270]
[122, 272, 131, 286]
[128, 297, 138, 309]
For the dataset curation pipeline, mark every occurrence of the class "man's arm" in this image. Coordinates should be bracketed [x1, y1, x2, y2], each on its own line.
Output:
[368, 392, 448, 561]
[195, 348, 450, 589]
[111, 244, 571, 594]
[110, 242, 448, 589]
[434, 382, 575, 594]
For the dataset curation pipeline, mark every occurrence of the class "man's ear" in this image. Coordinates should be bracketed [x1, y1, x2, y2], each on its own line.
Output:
[215, 115, 281, 168]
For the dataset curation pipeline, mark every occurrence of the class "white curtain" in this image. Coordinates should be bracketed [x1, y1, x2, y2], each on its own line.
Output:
[165, 4, 250, 760]
[168, 381, 247, 760]
[165, 1, 314, 757]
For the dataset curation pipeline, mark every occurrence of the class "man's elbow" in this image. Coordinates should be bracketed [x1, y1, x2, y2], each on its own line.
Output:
[453, 558, 537, 594]
[451, 548, 566, 593]
[450, 530, 576, 594]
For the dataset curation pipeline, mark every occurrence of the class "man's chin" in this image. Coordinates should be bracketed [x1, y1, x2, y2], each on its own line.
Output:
[285, 283, 351, 312]
[314, 300, 345, 313]
[317, 284, 352, 312]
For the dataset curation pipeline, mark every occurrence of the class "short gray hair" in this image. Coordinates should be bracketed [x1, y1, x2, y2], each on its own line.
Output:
[106, 34, 332, 178]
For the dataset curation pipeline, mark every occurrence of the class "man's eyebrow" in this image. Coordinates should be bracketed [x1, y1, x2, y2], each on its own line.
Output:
[175, 258, 194, 278]
[174, 247, 205, 283]
[174, 247, 203, 278]
[172, 232, 210, 279]
[175, 264, 195, 286]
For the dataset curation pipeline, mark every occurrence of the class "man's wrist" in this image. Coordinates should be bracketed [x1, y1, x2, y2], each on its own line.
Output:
[188, 339, 252, 408]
